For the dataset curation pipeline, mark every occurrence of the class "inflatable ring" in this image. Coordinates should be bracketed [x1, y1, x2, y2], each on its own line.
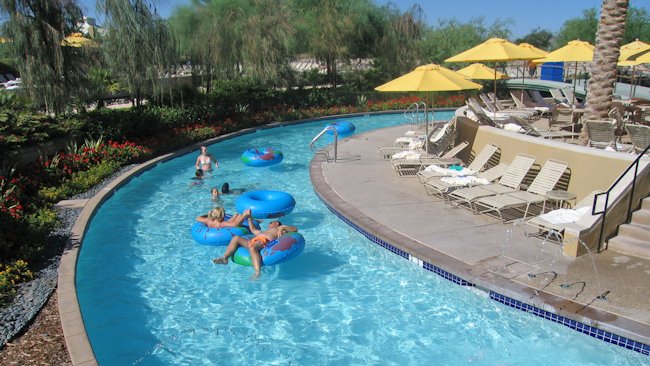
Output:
[235, 190, 295, 219]
[190, 214, 260, 246]
[232, 232, 305, 266]
[325, 120, 355, 136]
[241, 147, 283, 167]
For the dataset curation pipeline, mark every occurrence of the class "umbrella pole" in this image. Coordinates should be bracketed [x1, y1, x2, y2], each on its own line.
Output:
[493, 65, 497, 97]
[521, 60, 526, 107]
[424, 93, 428, 154]
[629, 66, 635, 99]
[572, 62, 578, 106]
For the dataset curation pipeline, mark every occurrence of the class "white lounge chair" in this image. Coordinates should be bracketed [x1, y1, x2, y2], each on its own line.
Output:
[509, 91, 548, 117]
[510, 116, 579, 140]
[416, 143, 499, 183]
[473, 159, 569, 222]
[524, 191, 600, 241]
[377, 119, 450, 160]
[392, 140, 467, 177]
[424, 163, 510, 202]
[446, 153, 536, 212]
[479, 94, 537, 119]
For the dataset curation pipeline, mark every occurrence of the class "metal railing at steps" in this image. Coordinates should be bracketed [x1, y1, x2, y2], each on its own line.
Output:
[310, 126, 338, 163]
[592, 143, 650, 252]
[404, 102, 426, 125]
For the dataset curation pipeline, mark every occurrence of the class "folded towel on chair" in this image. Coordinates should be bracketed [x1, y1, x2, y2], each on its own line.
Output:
[422, 164, 477, 176]
[440, 176, 489, 185]
[391, 151, 421, 160]
[504, 123, 524, 132]
[537, 207, 590, 224]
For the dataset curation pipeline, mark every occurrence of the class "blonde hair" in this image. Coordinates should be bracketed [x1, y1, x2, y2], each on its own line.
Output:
[208, 207, 225, 221]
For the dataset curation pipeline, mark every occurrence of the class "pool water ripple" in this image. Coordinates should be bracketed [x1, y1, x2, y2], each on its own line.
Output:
[77, 113, 646, 365]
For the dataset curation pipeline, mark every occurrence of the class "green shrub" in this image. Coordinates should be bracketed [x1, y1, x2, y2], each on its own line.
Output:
[38, 186, 72, 203]
[0, 259, 33, 305]
[24, 207, 59, 233]
[38, 161, 121, 204]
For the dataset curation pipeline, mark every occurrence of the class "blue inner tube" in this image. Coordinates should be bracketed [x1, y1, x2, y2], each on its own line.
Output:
[232, 232, 305, 266]
[190, 214, 260, 246]
[236, 190, 296, 219]
[325, 120, 355, 136]
[240, 147, 283, 167]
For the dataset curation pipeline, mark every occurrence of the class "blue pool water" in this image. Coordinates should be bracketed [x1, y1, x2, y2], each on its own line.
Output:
[77, 112, 645, 365]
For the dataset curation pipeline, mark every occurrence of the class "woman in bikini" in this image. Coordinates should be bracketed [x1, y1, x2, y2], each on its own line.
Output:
[212, 219, 298, 279]
[196, 207, 251, 229]
[195, 146, 219, 172]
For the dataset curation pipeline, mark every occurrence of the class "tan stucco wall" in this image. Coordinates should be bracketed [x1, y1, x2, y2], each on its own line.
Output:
[456, 117, 638, 202]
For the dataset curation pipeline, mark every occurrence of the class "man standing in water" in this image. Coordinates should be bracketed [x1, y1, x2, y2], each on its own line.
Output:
[212, 218, 297, 279]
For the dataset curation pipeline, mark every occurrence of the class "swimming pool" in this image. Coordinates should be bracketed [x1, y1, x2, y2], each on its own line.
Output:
[76, 112, 645, 365]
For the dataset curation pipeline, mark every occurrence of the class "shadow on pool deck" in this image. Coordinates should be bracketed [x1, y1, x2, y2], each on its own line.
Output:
[310, 124, 650, 348]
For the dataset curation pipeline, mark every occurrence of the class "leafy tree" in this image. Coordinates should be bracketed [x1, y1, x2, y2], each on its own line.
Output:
[554, 6, 649, 49]
[99, 0, 176, 106]
[170, 0, 294, 90]
[555, 8, 599, 47]
[0, 0, 95, 113]
[373, 4, 425, 78]
[421, 17, 513, 65]
[515, 28, 553, 50]
[623, 7, 650, 43]
[585, 0, 628, 126]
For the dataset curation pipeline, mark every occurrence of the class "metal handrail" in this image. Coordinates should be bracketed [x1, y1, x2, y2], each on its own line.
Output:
[404, 102, 426, 125]
[404, 103, 417, 124]
[309, 126, 338, 162]
[592, 143, 650, 252]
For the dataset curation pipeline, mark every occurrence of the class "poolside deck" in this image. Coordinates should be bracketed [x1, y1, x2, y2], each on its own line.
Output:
[310, 124, 650, 349]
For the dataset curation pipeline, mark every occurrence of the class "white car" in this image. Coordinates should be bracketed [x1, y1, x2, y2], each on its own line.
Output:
[3, 78, 21, 90]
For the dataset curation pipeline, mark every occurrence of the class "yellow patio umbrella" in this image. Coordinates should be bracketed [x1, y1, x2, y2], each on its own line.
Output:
[375, 64, 482, 152]
[533, 40, 595, 105]
[617, 40, 649, 98]
[515, 43, 550, 100]
[617, 40, 649, 66]
[624, 47, 650, 64]
[518, 43, 548, 57]
[445, 38, 540, 97]
[61, 33, 98, 48]
[457, 63, 508, 80]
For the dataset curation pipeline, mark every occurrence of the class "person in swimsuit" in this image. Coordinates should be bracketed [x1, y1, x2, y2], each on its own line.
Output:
[212, 219, 298, 279]
[210, 187, 221, 201]
[195, 146, 219, 172]
[196, 207, 251, 229]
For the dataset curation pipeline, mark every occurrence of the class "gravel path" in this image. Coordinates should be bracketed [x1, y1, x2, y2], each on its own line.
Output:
[0, 165, 136, 359]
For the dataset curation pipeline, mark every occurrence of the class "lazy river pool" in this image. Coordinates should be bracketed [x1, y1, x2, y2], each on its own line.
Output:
[76, 112, 645, 365]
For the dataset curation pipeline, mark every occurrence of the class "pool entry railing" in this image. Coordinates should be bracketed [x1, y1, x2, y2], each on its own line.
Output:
[592, 143, 650, 252]
[405, 102, 426, 125]
[310, 126, 338, 162]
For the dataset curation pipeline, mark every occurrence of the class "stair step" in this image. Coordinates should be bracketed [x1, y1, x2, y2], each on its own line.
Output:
[609, 236, 650, 260]
[617, 223, 650, 242]
[642, 197, 650, 210]
[631, 210, 650, 227]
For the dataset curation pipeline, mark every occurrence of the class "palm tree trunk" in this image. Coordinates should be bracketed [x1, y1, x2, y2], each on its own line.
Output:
[583, 0, 629, 142]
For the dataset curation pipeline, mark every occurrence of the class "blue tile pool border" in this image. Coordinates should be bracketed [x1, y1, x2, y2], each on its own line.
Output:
[316, 194, 650, 357]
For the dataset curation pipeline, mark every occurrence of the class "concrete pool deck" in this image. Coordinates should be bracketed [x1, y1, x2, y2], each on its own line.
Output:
[310, 124, 650, 351]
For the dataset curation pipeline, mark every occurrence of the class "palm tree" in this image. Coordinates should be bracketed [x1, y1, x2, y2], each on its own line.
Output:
[584, 0, 629, 130]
